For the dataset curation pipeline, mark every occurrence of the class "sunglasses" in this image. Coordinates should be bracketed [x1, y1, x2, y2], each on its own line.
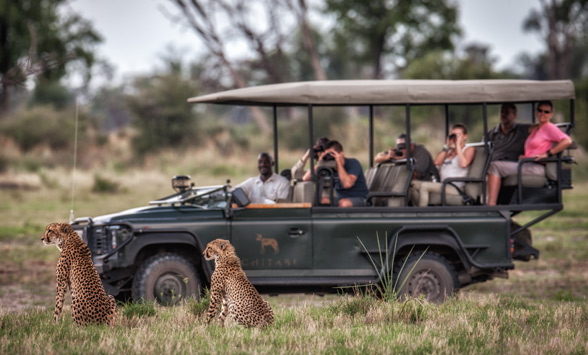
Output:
[537, 108, 551, 114]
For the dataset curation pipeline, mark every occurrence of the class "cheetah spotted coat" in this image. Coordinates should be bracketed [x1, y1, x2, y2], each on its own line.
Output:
[203, 239, 273, 328]
[42, 223, 118, 326]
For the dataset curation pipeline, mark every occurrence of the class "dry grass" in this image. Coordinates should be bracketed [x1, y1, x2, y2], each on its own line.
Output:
[0, 158, 587, 353]
[1, 293, 587, 354]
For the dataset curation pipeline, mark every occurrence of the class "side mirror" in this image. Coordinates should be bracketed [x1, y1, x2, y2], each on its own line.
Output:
[172, 175, 193, 193]
[231, 188, 250, 207]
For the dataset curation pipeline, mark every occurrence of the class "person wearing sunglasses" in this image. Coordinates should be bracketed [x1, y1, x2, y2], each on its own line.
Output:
[486, 101, 572, 205]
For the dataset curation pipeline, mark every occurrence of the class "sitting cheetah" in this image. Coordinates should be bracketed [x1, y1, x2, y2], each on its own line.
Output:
[203, 239, 273, 328]
[42, 223, 118, 326]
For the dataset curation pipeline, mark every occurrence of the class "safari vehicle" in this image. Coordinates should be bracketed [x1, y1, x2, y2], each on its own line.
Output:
[72, 80, 576, 304]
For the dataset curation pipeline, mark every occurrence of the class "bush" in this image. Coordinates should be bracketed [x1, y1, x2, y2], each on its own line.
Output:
[92, 174, 119, 193]
[0, 105, 85, 152]
[186, 288, 210, 316]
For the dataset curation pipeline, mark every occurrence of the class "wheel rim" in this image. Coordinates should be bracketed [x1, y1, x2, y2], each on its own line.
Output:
[153, 273, 186, 305]
[406, 269, 442, 301]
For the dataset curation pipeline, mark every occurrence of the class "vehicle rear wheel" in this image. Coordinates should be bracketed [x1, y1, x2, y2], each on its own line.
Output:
[132, 253, 201, 305]
[395, 252, 458, 304]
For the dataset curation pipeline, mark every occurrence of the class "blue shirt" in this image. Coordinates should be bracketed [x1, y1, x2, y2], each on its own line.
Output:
[335, 158, 369, 199]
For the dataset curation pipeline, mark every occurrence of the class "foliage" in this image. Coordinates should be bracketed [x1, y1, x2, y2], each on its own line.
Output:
[324, 0, 461, 79]
[0, 104, 83, 152]
[121, 299, 157, 318]
[92, 174, 120, 194]
[522, 0, 588, 80]
[356, 232, 427, 302]
[0, 0, 102, 111]
[126, 60, 200, 156]
[186, 289, 210, 316]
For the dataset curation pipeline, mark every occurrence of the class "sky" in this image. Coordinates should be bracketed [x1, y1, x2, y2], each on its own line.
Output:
[68, 0, 544, 85]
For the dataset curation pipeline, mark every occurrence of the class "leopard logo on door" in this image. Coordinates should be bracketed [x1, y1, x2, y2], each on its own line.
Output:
[256, 234, 279, 255]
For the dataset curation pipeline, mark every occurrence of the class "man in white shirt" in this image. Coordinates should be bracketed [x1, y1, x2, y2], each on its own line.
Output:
[235, 152, 289, 204]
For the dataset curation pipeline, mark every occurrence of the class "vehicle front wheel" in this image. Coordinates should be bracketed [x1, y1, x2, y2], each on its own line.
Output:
[132, 253, 201, 305]
[395, 252, 458, 303]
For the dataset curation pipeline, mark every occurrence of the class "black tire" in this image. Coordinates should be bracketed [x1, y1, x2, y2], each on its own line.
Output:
[395, 252, 458, 304]
[132, 253, 201, 305]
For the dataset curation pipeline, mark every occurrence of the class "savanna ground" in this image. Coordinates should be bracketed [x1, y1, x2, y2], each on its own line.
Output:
[1, 152, 587, 354]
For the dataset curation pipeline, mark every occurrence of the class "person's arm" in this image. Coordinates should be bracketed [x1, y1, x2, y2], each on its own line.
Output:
[536, 137, 572, 160]
[332, 152, 357, 189]
[276, 178, 290, 200]
[291, 149, 311, 178]
[454, 134, 475, 168]
[374, 150, 391, 164]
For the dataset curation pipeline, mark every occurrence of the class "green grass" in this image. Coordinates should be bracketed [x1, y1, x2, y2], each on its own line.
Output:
[1, 294, 587, 354]
[1, 167, 587, 353]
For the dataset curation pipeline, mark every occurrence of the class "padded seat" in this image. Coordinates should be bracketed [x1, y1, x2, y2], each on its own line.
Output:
[428, 142, 492, 206]
[367, 160, 414, 207]
[292, 181, 315, 203]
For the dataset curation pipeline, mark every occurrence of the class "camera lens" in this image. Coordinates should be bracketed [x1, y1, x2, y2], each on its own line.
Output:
[323, 153, 335, 161]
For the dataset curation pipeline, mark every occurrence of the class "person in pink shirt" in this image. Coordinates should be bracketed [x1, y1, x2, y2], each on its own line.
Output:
[486, 101, 572, 205]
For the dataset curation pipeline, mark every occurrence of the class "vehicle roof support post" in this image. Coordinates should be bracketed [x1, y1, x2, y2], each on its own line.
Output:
[273, 105, 279, 173]
[308, 104, 320, 205]
[369, 105, 374, 167]
[531, 102, 536, 124]
[308, 104, 315, 179]
[482, 102, 488, 204]
[483, 103, 488, 146]
[570, 99, 575, 130]
[444, 104, 450, 138]
[405, 104, 412, 170]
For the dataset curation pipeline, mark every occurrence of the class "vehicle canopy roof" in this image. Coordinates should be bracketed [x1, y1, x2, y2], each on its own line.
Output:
[188, 80, 575, 106]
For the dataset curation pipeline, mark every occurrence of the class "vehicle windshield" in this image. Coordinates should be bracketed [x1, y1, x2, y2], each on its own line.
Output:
[150, 185, 229, 209]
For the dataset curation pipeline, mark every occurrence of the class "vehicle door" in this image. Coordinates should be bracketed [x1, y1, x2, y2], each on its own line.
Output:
[230, 205, 312, 275]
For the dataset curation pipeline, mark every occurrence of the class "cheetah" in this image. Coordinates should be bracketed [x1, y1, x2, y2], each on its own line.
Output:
[42, 223, 118, 326]
[203, 239, 274, 328]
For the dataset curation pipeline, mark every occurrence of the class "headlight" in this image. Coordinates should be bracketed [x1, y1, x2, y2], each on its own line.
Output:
[107, 225, 132, 251]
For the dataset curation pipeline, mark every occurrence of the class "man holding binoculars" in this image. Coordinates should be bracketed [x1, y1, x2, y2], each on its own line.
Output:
[375, 133, 439, 182]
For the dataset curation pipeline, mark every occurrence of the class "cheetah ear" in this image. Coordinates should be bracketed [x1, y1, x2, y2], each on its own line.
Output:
[219, 240, 229, 251]
[58, 223, 73, 234]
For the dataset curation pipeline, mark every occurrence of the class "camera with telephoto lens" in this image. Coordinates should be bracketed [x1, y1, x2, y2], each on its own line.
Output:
[393, 148, 404, 157]
[323, 152, 335, 161]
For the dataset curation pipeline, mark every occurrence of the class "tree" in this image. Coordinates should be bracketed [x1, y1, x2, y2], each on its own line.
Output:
[0, 0, 102, 113]
[125, 59, 201, 156]
[324, 0, 461, 79]
[523, 0, 588, 80]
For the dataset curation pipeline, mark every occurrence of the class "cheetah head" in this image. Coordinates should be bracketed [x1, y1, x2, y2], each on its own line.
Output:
[203, 239, 235, 261]
[41, 223, 72, 250]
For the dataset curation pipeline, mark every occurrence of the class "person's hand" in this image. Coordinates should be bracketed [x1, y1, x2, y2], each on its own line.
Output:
[330, 150, 345, 166]
[455, 132, 464, 147]
[445, 135, 454, 148]
[388, 148, 395, 158]
[534, 152, 549, 161]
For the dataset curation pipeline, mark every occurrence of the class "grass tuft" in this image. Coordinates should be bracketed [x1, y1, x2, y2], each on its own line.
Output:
[121, 299, 157, 318]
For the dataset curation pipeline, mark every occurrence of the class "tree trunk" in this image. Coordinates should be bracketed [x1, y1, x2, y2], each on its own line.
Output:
[298, 0, 327, 81]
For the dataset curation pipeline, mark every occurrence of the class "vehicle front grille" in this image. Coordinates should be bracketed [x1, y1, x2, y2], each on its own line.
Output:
[91, 227, 108, 256]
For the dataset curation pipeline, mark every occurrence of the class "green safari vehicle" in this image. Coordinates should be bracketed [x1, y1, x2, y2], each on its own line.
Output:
[72, 80, 577, 304]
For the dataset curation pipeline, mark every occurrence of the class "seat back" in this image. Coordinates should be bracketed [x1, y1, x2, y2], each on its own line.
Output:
[364, 166, 377, 188]
[292, 181, 316, 204]
[385, 163, 414, 207]
[429, 142, 492, 205]
[367, 160, 414, 206]
[463, 143, 491, 201]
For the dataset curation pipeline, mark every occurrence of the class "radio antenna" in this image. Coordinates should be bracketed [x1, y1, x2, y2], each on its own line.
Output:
[69, 97, 80, 224]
